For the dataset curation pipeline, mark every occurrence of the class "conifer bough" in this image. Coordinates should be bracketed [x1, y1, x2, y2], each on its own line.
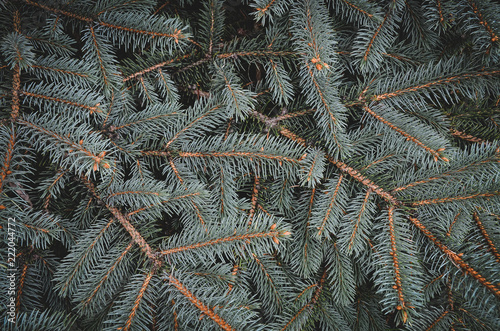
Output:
[1, 0, 500, 330]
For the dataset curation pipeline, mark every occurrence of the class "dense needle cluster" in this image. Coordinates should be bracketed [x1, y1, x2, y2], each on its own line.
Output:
[0, 0, 500, 330]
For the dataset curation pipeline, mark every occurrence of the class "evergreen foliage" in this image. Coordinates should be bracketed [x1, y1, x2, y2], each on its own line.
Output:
[1, 0, 500, 330]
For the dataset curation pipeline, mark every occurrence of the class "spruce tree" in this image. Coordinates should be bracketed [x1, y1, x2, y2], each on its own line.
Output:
[1, 0, 500, 330]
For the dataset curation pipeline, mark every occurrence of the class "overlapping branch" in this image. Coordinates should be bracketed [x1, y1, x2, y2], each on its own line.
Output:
[161, 228, 289, 256]
[122, 272, 154, 331]
[20, 90, 102, 114]
[373, 70, 500, 101]
[24, 0, 187, 41]
[281, 268, 327, 330]
[80, 176, 159, 263]
[387, 206, 407, 311]
[363, 105, 447, 161]
[347, 189, 371, 251]
[363, 5, 392, 62]
[410, 192, 499, 206]
[409, 217, 500, 298]
[328, 158, 399, 205]
[473, 212, 500, 263]
[81, 240, 135, 309]
[466, 0, 499, 42]
[317, 175, 343, 237]
[60, 218, 115, 294]
[168, 274, 235, 331]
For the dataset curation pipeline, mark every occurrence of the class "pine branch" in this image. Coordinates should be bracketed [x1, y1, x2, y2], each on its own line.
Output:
[80, 240, 135, 310]
[458, 307, 489, 329]
[363, 105, 448, 162]
[372, 70, 500, 102]
[22, 33, 74, 54]
[426, 310, 450, 330]
[451, 129, 485, 144]
[279, 128, 307, 147]
[466, 0, 499, 43]
[346, 189, 372, 252]
[446, 212, 461, 237]
[304, 63, 338, 127]
[435, 0, 445, 24]
[178, 150, 302, 164]
[95, 0, 150, 17]
[20, 90, 102, 114]
[249, 175, 260, 222]
[19, 221, 50, 234]
[352, 0, 401, 71]
[226, 264, 239, 295]
[153, 1, 170, 15]
[126, 191, 202, 217]
[24, 0, 188, 41]
[80, 176, 159, 262]
[401, 0, 437, 48]
[165, 104, 221, 148]
[266, 58, 294, 105]
[212, 62, 255, 120]
[315, 175, 345, 238]
[206, 0, 221, 55]
[167, 274, 235, 331]
[410, 191, 500, 206]
[294, 283, 318, 303]
[387, 206, 407, 313]
[409, 217, 500, 298]
[123, 53, 192, 82]
[360, 153, 396, 171]
[278, 126, 400, 204]
[18, 117, 111, 173]
[280, 268, 327, 330]
[251, 109, 315, 130]
[101, 18, 184, 41]
[473, 212, 500, 263]
[252, 0, 289, 25]
[122, 271, 154, 331]
[382, 52, 422, 65]
[250, 253, 281, 311]
[217, 50, 295, 59]
[24, 0, 93, 22]
[328, 157, 399, 205]
[392, 151, 499, 193]
[16, 263, 28, 315]
[171, 299, 179, 331]
[363, 6, 392, 62]
[11, 63, 20, 120]
[110, 206, 159, 261]
[161, 227, 290, 256]
[30, 64, 89, 78]
[256, 0, 278, 15]
[58, 218, 115, 296]
[113, 113, 179, 131]
[338, 0, 375, 19]
[0, 126, 15, 194]
[168, 158, 183, 184]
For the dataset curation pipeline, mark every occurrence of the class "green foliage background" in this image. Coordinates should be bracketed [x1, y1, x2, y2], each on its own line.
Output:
[1, 0, 500, 330]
